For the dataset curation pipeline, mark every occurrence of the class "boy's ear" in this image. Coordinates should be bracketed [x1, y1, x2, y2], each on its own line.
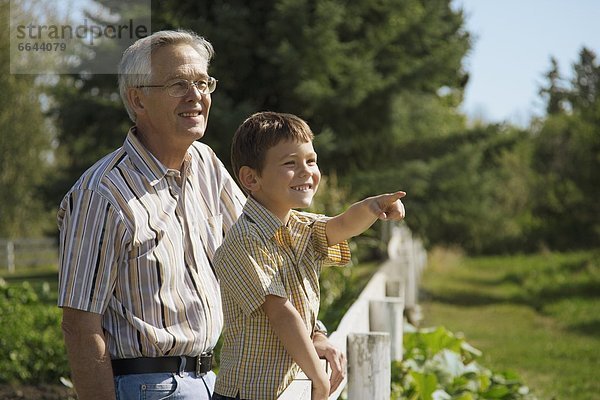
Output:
[238, 166, 260, 192]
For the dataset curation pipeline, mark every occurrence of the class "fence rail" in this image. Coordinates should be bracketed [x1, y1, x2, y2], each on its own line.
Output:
[0, 238, 58, 273]
[278, 222, 426, 399]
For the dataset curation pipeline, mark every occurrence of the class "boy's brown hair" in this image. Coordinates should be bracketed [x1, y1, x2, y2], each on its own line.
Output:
[231, 111, 314, 190]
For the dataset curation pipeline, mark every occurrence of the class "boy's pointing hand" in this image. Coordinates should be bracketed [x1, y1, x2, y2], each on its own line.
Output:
[370, 191, 406, 221]
[325, 190, 406, 246]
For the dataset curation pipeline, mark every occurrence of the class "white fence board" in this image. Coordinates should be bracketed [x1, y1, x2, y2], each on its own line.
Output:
[0, 238, 58, 272]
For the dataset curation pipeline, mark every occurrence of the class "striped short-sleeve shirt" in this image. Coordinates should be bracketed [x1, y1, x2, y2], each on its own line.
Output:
[57, 127, 245, 359]
[213, 196, 351, 399]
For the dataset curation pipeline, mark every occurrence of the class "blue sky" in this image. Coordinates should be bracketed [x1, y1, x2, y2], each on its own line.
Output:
[454, 0, 600, 126]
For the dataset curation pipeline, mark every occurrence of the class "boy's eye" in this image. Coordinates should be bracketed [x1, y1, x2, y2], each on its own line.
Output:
[308, 159, 317, 165]
[283, 161, 295, 166]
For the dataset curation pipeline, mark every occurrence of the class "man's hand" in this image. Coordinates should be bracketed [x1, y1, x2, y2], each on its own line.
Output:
[312, 332, 346, 395]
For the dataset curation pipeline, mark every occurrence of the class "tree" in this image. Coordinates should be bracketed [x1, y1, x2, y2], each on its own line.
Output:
[49, 0, 484, 252]
[539, 57, 567, 115]
[570, 48, 600, 113]
[45, 1, 141, 206]
[348, 124, 536, 253]
[152, 0, 470, 173]
[0, 1, 54, 238]
[531, 48, 600, 249]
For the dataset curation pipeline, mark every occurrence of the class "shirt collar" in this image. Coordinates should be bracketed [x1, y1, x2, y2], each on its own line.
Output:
[243, 196, 285, 240]
[243, 196, 313, 243]
[123, 127, 192, 186]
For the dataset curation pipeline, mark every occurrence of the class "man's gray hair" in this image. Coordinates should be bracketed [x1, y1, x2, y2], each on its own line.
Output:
[118, 30, 214, 122]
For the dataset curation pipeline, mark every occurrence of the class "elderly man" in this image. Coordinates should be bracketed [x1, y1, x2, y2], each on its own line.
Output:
[57, 30, 346, 400]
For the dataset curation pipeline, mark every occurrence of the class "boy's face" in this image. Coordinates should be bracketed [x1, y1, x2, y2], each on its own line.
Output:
[251, 139, 321, 222]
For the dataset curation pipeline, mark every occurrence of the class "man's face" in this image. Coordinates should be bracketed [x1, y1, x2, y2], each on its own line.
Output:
[251, 139, 321, 222]
[137, 43, 212, 146]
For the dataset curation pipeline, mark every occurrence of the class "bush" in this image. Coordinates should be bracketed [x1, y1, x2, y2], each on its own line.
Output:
[0, 279, 69, 384]
[393, 325, 537, 400]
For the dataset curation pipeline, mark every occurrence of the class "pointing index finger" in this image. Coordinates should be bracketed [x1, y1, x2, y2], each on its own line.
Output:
[390, 191, 406, 200]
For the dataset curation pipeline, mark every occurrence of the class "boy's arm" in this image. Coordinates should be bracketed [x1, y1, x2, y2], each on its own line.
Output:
[312, 331, 346, 394]
[325, 191, 406, 246]
[262, 295, 330, 400]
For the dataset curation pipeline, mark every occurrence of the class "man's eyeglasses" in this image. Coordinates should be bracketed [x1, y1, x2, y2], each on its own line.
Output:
[136, 77, 218, 97]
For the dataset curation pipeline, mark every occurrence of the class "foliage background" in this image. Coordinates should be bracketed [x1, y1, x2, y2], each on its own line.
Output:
[2, 0, 598, 254]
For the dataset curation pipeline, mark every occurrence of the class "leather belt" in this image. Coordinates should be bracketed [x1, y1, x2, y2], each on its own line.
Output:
[111, 352, 213, 378]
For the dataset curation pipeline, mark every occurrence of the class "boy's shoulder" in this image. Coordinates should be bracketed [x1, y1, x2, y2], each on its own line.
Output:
[218, 213, 265, 253]
[214, 214, 275, 277]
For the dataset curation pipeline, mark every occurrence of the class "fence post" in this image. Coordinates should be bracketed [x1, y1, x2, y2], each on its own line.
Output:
[7, 240, 15, 273]
[347, 333, 391, 400]
[369, 298, 404, 361]
[385, 278, 404, 298]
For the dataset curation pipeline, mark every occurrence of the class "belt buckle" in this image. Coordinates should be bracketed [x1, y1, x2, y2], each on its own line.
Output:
[195, 352, 212, 378]
[195, 356, 203, 378]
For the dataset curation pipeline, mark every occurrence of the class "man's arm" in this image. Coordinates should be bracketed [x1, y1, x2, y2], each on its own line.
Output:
[325, 191, 406, 246]
[61, 307, 116, 400]
[262, 295, 330, 400]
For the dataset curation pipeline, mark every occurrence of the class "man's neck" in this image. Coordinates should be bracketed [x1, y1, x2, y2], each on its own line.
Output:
[134, 127, 189, 171]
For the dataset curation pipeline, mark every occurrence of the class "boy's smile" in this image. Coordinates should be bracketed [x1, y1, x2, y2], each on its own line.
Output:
[251, 139, 321, 223]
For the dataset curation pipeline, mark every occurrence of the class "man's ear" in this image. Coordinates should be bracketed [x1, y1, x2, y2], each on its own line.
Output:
[238, 166, 260, 192]
[127, 87, 145, 116]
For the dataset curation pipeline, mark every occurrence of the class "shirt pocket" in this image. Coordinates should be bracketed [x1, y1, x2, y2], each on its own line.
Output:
[127, 237, 159, 262]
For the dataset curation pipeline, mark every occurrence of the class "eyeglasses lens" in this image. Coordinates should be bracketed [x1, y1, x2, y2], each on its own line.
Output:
[167, 78, 217, 97]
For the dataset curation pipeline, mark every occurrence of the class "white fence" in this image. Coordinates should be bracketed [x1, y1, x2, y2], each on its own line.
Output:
[278, 223, 427, 399]
[0, 238, 58, 273]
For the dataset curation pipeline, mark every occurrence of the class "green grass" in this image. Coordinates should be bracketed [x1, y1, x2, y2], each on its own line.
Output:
[420, 249, 600, 400]
[0, 264, 58, 279]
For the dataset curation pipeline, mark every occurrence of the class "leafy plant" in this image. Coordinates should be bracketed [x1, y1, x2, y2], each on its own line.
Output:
[393, 325, 537, 400]
[0, 279, 70, 384]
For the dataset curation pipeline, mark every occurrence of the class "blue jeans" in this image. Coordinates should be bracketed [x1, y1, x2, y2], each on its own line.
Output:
[114, 371, 216, 400]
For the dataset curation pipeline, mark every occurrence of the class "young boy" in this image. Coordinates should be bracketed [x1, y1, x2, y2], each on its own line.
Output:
[212, 112, 405, 400]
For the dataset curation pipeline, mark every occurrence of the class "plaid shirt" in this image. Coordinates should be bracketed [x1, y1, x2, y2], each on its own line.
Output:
[57, 128, 245, 359]
[214, 196, 351, 399]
